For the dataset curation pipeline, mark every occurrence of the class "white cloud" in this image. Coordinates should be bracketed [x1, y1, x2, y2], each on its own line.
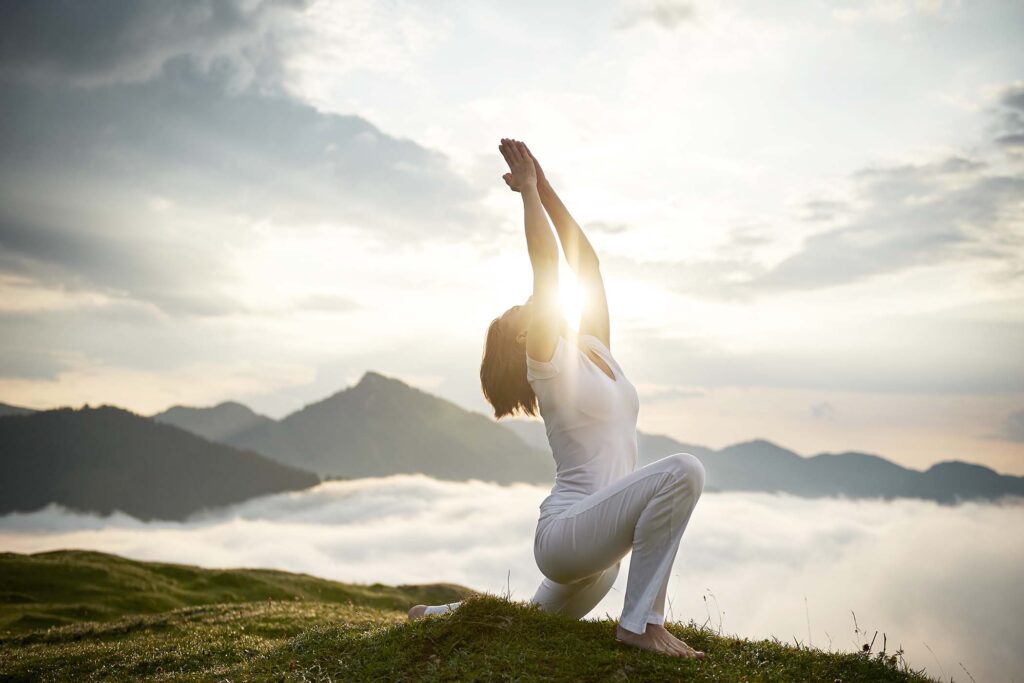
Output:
[1, 476, 1021, 682]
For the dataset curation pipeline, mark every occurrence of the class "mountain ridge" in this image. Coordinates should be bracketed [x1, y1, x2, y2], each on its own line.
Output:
[2, 371, 1021, 516]
[148, 373, 1024, 504]
[0, 405, 318, 520]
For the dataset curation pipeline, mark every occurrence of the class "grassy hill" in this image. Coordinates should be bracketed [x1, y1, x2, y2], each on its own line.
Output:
[0, 550, 935, 682]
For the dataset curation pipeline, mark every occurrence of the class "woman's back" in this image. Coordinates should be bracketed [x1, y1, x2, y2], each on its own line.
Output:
[526, 332, 640, 523]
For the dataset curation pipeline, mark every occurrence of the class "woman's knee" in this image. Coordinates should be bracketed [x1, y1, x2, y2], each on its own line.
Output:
[663, 452, 706, 495]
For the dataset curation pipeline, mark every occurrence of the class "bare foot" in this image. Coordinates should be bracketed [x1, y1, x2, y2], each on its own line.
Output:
[407, 604, 427, 620]
[615, 623, 705, 659]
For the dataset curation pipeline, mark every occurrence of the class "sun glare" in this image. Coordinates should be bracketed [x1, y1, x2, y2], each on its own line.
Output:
[559, 273, 583, 331]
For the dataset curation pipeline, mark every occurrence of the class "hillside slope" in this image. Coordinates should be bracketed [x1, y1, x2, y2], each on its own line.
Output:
[228, 371, 553, 483]
[0, 550, 471, 633]
[0, 406, 319, 520]
[0, 550, 934, 682]
[153, 401, 275, 443]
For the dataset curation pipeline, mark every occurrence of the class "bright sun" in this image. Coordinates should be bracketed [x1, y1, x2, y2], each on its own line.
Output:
[559, 274, 584, 331]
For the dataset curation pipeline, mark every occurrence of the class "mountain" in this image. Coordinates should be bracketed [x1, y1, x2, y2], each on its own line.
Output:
[502, 420, 1024, 504]
[226, 371, 553, 483]
[0, 405, 319, 521]
[152, 400, 274, 442]
[0, 402, 33, 417]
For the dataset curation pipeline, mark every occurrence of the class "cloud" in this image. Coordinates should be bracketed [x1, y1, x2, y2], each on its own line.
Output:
[603, 83, 1024, 299]
[987, 410, 1024, 443]
[633, 382, 706, 402]
[994, 83, 1024, 154]
[585, 221, 631, 235]
[0, 476, 1021, 682]
[830, 0, 953, 24]
[751, 156, 1022, 291]
[0, 55, 484, 316]
[622, 319, 1024, 395]
[614, 0, 697, 31]
[0, 0, 307, 89]
[810, 401, 837, 420]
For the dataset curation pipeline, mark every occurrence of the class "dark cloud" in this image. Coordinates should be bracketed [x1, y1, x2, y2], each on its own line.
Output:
[0, 212, 240, 317]
[0, 55, 484, 315]
[994, 83, 1024, 153]
[0, 0, 306, 88]
[1001, 83, 1024, 113]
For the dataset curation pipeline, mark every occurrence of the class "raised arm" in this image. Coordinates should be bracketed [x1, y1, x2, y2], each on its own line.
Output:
[520, 142, 611, 350]
[499, 139, 561, 364]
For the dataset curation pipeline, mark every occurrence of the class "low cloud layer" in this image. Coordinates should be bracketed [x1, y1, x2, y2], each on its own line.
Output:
[1, 475, 1021, 681]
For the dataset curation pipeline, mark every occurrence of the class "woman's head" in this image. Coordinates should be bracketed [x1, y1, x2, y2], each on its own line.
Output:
[480, 296, 538, 419]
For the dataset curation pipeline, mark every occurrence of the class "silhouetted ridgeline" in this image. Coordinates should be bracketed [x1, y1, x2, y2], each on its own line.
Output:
[156, 371, 554, 483]
[505, 421, 1024, 504]
[157, 371, 1023, 505]
[0, 405, 318, 520]
[0, 402, 32, 417]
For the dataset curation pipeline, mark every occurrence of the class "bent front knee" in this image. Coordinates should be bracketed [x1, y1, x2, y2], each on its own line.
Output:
[665, 452, 706, 496]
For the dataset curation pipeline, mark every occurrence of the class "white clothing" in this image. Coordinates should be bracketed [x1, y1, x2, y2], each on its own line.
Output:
[423, 333, 705, 635]
[526, 333, 641, 525]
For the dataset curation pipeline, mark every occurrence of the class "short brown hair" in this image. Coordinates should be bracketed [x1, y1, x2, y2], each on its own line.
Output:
[479, 311, 539, 419]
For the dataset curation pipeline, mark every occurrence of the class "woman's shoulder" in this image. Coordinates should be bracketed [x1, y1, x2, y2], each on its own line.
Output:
[526, 334, 579, 383]
[578, 333, 611, 357]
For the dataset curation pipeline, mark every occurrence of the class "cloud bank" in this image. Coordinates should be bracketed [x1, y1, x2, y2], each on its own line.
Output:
[1, 475, 1021, 682]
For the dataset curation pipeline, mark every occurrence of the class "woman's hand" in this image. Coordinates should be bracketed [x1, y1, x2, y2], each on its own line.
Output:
[499, 138, 538, 192]
[523, 142, 548, 188]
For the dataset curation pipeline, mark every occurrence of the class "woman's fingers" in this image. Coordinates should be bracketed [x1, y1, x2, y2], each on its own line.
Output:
[498, 139, 513, 167]
[506, 137, 523, 163]
[514, 141, 531, 164]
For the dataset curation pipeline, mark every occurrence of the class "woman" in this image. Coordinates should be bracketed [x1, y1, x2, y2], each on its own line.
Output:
[409, 139, 706, 659]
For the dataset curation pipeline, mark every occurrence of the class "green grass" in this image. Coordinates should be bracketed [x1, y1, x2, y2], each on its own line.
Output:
[0, 549, 469, 632]
[0, 550, 936, 682]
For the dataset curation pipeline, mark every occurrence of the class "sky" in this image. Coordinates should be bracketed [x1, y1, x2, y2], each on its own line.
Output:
[0, 0, 1022, 473]
[2, 477, 1021, 682]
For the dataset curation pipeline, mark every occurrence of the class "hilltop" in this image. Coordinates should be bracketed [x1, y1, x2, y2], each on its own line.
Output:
[0, 550, 934, 682]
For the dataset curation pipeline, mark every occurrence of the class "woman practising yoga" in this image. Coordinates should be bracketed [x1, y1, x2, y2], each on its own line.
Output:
[408, 138, 706, 659]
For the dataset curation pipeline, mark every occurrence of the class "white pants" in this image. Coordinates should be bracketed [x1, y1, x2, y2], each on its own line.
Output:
[423, 453, 706, 634]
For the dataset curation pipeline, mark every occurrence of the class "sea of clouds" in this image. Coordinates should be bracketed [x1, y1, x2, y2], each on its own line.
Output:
[2, 476, 1021, 682]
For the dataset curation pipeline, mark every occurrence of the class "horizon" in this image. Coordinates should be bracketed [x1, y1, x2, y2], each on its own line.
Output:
[6, 371, 1021, 479]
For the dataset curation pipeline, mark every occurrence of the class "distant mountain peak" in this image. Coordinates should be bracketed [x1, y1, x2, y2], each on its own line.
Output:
[352, 371, 422, 397]
[356, 370, 400, 387]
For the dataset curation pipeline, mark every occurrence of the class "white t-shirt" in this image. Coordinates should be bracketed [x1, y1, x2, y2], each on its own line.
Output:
[526, 332, 641, 523]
